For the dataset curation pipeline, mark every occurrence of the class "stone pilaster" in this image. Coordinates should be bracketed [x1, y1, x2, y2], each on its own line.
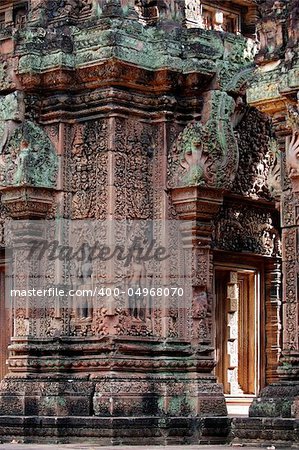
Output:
[170, 186, 226, 407]
[265, 260, 282, 385]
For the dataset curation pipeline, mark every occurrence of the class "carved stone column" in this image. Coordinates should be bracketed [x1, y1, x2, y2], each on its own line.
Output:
[170, 186, 226, 402]
[278, 126, 299, 379]
[264, 260, 282, 385]
[249, 126, 299, 418]
[241, 1, 299, 428]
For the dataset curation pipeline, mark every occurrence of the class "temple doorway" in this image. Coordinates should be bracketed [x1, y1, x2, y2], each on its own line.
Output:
[215, 267, 260, 416]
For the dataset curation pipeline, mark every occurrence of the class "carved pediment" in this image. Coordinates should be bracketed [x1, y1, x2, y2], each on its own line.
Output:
[0, 119, 58, 189]
[169, 91, 240, 190]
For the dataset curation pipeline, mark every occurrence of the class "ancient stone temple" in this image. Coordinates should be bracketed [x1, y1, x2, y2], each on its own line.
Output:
[0, 0, 296, 446]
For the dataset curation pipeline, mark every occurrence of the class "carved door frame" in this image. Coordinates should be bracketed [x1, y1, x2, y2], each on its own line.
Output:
[213, 253, 268, 414]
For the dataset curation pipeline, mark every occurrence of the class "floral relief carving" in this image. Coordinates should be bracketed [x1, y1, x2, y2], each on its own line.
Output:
[114, 118, 155, 220]
[233, 108, 275, 200]
[69, 121, 108, 220]
[213, 203, 281, 257]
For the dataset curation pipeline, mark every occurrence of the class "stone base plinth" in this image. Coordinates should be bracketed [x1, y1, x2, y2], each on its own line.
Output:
[0, 373, 226, 418]
[0, 416, 230, 445]
[231, 417, 299, 448]
[0, 369, 228, 444]
[0, 336, 227, 443]
[0, 377, 94, 417]
[249, 382, 299, 418]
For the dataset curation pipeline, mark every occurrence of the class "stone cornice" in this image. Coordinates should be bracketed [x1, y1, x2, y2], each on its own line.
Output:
[17, 58, 215, 94]
[9, 18, 254, 95]
[247, 64, 299, 117]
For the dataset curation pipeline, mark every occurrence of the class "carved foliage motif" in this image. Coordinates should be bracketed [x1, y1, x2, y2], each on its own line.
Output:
[213, 203, 281, 257]
[167, 122, 183, 218]
[233, 108, 275, 200]
[191, 287, 211, 343]
[0, 200, 9, 247]
[281, 221, 298, 352]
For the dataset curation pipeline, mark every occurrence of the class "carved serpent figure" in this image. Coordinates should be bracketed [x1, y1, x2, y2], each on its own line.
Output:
[177, 90, 239, 190]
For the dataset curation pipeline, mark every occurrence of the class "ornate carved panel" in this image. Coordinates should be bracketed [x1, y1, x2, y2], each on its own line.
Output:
[67, 120, 109, 220]
[114, 117, 155, 220]
[213, 202, 281, 257]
